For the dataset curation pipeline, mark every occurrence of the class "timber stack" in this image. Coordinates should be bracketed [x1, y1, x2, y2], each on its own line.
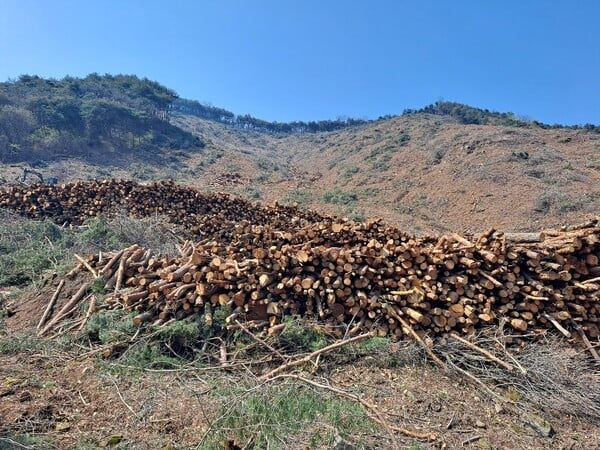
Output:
[1, 180, 598, 341]
[0, 179, 323, 238]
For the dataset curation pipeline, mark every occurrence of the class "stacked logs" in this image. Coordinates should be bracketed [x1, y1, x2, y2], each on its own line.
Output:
[0, 179, 323, 238]
[1, 180, 598, 341]
[67, 219, 599, 341]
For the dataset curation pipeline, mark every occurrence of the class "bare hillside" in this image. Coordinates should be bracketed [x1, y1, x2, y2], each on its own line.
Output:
[172, 113, 600, 234]
[1, 112, 598, 235]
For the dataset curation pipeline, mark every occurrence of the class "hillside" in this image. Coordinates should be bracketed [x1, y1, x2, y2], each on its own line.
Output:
[1, 181, 599, 449]
[0, 74, 202, 165]
[1, 75, 599, 235]
[171, 113, 600, 234]
[1, 76, 599, 449]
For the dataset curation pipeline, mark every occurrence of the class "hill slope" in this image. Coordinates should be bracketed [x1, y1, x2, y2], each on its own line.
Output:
[1, 74, 598, 234]
[0, 74, 202, 165]
[171, 112, 600, 234]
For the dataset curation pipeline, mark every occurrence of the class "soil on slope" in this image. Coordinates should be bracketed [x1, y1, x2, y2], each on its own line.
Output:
[2, 114, 598, 235]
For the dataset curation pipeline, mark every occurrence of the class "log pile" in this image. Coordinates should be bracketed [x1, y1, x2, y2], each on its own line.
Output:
[64, 219, 600, 342]
[1, 180, 598, 342]
[0, 179, 323, 238]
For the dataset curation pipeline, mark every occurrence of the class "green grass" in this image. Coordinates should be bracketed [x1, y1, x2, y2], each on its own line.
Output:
[322, 188, 358, 206]
[0, 216, 72, 286]
[201, 379, 376, 449]
[82, 309, 207, 369]
[0, 330, 49, 355]
[282, 189, 312, 207]
[0, 213, 180, 288]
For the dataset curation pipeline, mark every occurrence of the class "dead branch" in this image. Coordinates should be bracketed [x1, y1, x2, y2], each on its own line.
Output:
[396, 316, 446, 370]
[540, 312, 571, 338]
[570, 319, 600, 362]
[449, 332, 514, 371]
[74, 253, 99, 278]
[36, 279, 64, 330]
[234, 320, 289, 362]
[38, 283, 90, 336]
[259, 332, 374, 380]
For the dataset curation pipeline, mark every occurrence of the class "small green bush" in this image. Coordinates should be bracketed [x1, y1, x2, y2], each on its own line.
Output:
[282, 190, 311, 206]
[322, 189, 357, 206]
[83, 309, 137, 345]
[276, 318, 329, 352]
[0, 213, 71, 286]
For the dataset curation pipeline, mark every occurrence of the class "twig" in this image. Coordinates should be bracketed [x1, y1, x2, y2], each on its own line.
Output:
[267, 374, 437, 443]
[446, 356, 512, 406]
[396, 316, 447, 370]
[74, 253, 99, 278]
[78, 390, 88, 406]
[109, 375, 141, 421]
[540, 312, 571, 338]
[449, 332, 514, 371]
[259, 332, 374, 380]
[37, 279, 65, 330]
[462, 435, 483, 446]
[234, 320, 289, 362]
[570, 319, 600, 362]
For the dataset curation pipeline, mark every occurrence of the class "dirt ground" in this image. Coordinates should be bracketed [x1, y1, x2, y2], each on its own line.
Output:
[1, 287, 599, 449]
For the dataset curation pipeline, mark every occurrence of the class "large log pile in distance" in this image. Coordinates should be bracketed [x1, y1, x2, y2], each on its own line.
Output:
[1, 180, 598, 342]
[0, 179, 323, 238]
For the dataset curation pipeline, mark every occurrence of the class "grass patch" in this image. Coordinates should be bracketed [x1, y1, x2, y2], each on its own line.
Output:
[282, 190, 312, 207]
[202, 378, 376, 449]
[322, 189, 358, 206]
[240, 187, 262, 200]
[0, 212, 180, 288]
[341, 165, 360, 178]
[0, 212, 72, 286]
[0, 330, 49, 355]
[83, 309, 206, 369]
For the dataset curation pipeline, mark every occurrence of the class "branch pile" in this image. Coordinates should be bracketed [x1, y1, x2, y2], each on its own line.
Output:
[1, 180, 598, 343]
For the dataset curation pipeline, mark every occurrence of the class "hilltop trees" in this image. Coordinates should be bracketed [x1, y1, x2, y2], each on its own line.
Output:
[171, 98, 370, 134]
[0, 74, 201, 163]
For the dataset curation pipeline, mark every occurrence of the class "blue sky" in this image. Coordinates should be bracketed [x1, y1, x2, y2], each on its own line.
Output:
[1, 0, 598, 125]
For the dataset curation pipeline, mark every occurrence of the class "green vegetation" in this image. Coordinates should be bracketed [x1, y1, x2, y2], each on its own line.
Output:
[202, 379, 376, 449]
[0, 330, 50, 355]
[173, 98, 370, 134]
[240, 187, 263, 200]
[0, 214, 71, 285]
[322, 189, 358, 206]
[0, 74, 203, 164]
[255, 157, 280, 172]
[404, 100, 600, 132]
[341, 165, 360, 178]
[282, 189, 312, 206]
[0, 213, 179, 287]
[276, 318, 329, 352]
[404, 100, 528, 126]
[365, 144, 395, 171]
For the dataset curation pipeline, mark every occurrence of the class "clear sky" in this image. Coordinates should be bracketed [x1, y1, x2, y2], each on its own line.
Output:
[1, 0, 598, 125]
